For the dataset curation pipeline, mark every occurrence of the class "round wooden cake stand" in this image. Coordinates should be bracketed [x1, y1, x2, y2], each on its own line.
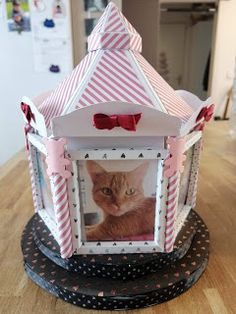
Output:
[21, 211, 209, 310]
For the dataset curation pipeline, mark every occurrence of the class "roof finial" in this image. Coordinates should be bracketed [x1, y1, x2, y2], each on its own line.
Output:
[88, 1, 142, 52]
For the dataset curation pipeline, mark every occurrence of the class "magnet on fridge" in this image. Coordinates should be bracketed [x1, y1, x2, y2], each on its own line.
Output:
[43, 18, 55, 28]
[49, 65, 60, 73]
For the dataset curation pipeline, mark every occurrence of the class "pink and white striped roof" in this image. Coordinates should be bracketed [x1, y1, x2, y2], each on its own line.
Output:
[88, 2, 142, 52]
[38, 2, 194, 130]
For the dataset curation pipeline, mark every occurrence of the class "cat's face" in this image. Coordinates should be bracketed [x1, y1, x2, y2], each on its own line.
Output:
[86, 161, 148, 216]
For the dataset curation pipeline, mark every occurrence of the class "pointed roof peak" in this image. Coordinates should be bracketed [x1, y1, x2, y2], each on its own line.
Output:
[88, 2, 142, 52]
[106, 1, 117, 8]
[104, 1, 119, 12]
[91, 2, 138, 34]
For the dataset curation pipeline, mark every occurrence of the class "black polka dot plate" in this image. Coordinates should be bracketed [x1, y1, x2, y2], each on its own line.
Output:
[32, 210, 197, 280]
[21, 211, 209, 310]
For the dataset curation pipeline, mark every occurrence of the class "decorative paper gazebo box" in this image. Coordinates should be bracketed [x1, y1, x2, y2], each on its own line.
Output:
[21, 3, 214, 260]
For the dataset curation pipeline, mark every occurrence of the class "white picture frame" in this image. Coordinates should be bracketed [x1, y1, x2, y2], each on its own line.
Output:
[68, 148, 167, 254]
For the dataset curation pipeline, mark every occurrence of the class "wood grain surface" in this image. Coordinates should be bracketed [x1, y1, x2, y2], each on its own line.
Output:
[0, 121, 235, 314]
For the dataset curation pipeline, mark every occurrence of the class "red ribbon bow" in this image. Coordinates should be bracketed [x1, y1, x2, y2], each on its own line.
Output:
[197, 104, 215, 122]
[21, 102, 35, 150]
[93, 113, 141, 131]
[20, 102, 35, 124]
[21, 102, 35, 124]
[194, 104, 215, 131]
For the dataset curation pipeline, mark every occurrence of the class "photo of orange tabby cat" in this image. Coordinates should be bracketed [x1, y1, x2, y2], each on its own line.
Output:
[85, 160, 156, 241]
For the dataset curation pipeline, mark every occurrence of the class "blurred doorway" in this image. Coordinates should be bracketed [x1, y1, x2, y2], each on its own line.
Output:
[159, 2, 216, 99]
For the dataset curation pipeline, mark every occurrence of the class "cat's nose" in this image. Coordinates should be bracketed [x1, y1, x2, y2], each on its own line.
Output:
[113, 205, 119, 211]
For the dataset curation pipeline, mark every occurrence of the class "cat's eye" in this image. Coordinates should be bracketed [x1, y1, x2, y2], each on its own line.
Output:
[101, 187, 112, 195]
[126, 188, 135, 195]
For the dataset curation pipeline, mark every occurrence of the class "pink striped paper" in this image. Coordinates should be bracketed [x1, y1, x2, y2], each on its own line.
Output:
[38, 51, 98, 128]
[88, 3, 142, 52]
[165, 171, 179, 252]
[28, 144, 38, 212]
[76, 50, 153, 109]
[51, 174, 73, 258]
[38, 1, 193, 129]
[134, 52, 193, 122]
[88, 33, 142, 52]
[91, 3, 139, 35]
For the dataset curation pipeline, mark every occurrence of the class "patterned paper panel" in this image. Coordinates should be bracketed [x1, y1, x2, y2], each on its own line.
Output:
[28, 144, 40, 212]
[76, 50, 153, 109]
[88, 33, 142, 52]
[38, 51, 98, 128]
[90, 2, 139, 35]
[178, 147, 194, 212]
[88, 2, 142, 52]
[103, 4, 127, 33]
[51, 174, 73, 258]
[67, 148, 167, 161]
[165, 171, 180, 252]
[186, 139, 202, 208]
[134, 52, 194, 122]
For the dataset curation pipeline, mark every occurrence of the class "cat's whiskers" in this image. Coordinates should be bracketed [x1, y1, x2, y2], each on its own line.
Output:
[86, 161, 155, 240]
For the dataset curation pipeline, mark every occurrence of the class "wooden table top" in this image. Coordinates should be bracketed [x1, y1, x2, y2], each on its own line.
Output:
[0, 121, 235, 314]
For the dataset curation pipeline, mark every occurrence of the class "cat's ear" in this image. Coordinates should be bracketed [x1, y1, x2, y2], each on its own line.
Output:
[131, 162, 149, 181]
[86, 161, 106, 182]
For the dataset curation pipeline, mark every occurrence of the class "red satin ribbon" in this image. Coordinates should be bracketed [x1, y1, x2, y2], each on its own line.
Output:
[194, 104, 215, 131]
[21, 102, 35, 150]
[93, 113, 141, 131]
[21, 102, 35, 124]
[197, 104, 215, 122]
